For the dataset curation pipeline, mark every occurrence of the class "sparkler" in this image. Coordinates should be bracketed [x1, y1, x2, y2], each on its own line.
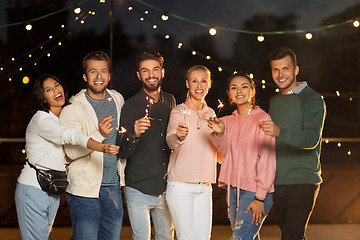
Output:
[182, 108, 190, 127]
[144, 96, 154, 120]
[217, 99, 224, 115]
[116, 126, 127, 145]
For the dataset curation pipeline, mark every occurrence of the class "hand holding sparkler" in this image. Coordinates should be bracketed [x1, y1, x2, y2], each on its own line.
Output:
[176, 123, 189, 142]
[103, 143, 120, 155]
[133, 117, 151, 138]
[207, 117, 225, 138]
[99, 116, 115, 138]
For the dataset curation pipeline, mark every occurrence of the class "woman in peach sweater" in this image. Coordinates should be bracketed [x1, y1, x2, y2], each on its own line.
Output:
[166, 65, 219, 240]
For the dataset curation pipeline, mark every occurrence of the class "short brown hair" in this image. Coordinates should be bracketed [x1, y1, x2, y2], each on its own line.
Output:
[269, 47, 297, 67]
[136, 50, 164, 70]
[82, 51, 111, 73]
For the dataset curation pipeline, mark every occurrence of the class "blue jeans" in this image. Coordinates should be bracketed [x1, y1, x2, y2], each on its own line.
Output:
[15, 183, 60, 240]
[124, 186, 174, 240]
[227, 186, 273, 240]
[66, 185, 123, 240]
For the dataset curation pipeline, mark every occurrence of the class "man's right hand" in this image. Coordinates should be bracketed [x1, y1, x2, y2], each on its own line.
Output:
[99, 116, 115, 138]
[133, 117, 151, 138]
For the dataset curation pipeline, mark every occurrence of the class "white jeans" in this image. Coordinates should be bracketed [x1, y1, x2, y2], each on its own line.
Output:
[166, 182, 213, 240]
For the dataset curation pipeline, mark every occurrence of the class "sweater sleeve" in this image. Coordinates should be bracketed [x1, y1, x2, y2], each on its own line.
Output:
[255, 119, 276, 199]
[166, 107, 185, 149]
[209, 116, 230, 155]
[278, 94, 326, 149]
[34, 112, 90, 148]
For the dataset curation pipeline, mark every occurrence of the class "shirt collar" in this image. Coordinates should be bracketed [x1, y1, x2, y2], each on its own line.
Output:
[140, 88, 164, 103]
[286, 81, 307, 95]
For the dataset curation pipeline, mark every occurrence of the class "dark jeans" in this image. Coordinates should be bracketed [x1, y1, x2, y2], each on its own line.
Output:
[274, 184, 320, 240]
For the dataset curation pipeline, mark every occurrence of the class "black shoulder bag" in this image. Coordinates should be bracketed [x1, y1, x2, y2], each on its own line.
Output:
[27, 160, 68, 195]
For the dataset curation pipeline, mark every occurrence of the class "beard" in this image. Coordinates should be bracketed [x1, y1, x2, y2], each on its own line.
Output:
[141, 76, 163, 91]
[87, 81, 108, 95]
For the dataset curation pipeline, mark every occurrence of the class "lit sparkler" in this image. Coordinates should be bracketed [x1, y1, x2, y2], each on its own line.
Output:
[116, 126, 127, 145]
[217, 99, 224, 115]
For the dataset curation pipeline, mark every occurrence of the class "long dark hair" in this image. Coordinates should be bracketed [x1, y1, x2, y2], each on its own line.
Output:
[32, 74, 70, 113]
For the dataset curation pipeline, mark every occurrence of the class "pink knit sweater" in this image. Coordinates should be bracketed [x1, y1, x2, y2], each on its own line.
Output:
[210, 107, 276, 199]
[166, 103, 218, 183]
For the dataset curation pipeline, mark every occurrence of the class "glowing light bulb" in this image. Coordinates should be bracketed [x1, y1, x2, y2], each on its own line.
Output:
[257, 35, 264, 42]
[275, 88, 280, 93]
[305, 32, 313, 40]
[178, 43, 183, 49]
[25, 24, 32, 31]
[218, 67, 223, 72]
[209, 27, 217, 36]
[153, 24, 157, 29]
[262, 85, 266, 89]
[22, 76, 29, 84]
[353, 20, 360, 27]
[337, 143, 341, 147]
[74, 7, 81, 14]
[261, 80, 266, 84]
[206, 56, 211, 60]
[347, 151, 351, 155]
[161, 13, 169, 21]
[336, 90, 340, 97]
[165, 35, 170, 39]
[249, 73, 254, 79]
[128, 6, 133, 11]
[192, 51, 196, 55]
[325, 139, 329, 143]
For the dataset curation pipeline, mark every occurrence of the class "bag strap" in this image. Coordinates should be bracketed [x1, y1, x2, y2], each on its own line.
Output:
[27, 160, 40, 173]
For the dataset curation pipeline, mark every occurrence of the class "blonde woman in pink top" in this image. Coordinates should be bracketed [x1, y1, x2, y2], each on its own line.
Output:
[208, 72, 276, 240]
[166, 65, 219, 240]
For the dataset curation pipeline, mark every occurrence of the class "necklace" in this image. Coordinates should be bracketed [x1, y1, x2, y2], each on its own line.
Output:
[184, 99, 208, 129]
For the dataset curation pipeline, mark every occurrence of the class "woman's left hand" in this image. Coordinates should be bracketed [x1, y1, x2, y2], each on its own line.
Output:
[103, 143, 120, 155]
[244, 200, 265, 226]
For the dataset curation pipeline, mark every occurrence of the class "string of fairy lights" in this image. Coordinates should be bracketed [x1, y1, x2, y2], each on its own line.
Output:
[0, 0, 103, 83]
[0, 0, 359, 157]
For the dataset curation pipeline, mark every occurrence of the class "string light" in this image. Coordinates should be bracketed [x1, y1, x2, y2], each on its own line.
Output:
[99, 0, 106, 3]
[233, 71, 238, 74]
[128, 6, 133, 10]
[249, 73, 254, 79]
[192, 51, 196, 55]
[257, 34, 264, 42]
[347, 151, 351, 155]
[144, 10, 149, 14]
[28, 54, 32, 57]
[336, 90, 340, 97]
[161, 12, 169, 21]
[305, 32, 313, 39]
[165, 34, 170, 39]
[218, 67, 223, 72]
[353, 20, 360, 27]
[140, 17, 144, 21]
[25, 24, 32, 31]
[22, 76, 29, 84]
[337, 143, 341, 147]
[262, 85, 266, 89]
[153, 24, 157, 29]
[275, 88, 280, 92]
[206, 55, 211, 60]
[261, 80, 266, 84]
[74, 7, 81, 14]
[177, 42, 183, 48]
[209, 27, 217, 36]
